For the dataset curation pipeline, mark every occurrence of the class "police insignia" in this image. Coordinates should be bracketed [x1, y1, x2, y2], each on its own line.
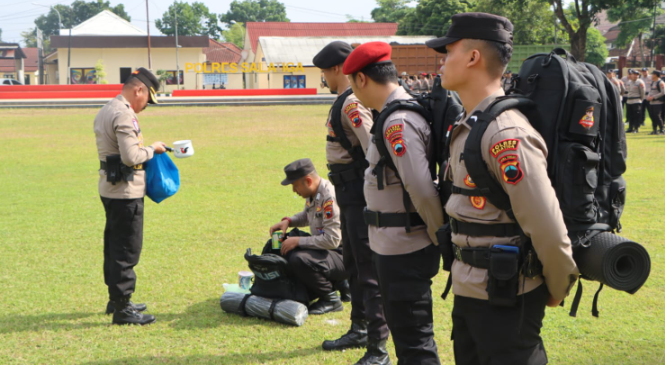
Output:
[499, 155, 524, 185]
[470, 196, 486, 210]
[391, 139, 406, 157]
[579, 106, 595, 130]
[344, 103, 358, 114]
[132, 118, 140, 131]
[323, 199, 334, 219]
[385, 123, 404, 141]
[349, 111, 362, 128]
[316, 206, 321, 212]
[464, 175, 476, 188]
[490, 139, 519, 158]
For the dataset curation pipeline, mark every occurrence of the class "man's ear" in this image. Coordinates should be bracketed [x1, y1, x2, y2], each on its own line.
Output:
[467, 49, 481, 69]
[356, 72, 367, 88]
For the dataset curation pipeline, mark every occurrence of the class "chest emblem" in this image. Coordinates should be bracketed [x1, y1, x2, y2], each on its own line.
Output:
[463, 175, 476, 188]
[470, 196, 486, 210]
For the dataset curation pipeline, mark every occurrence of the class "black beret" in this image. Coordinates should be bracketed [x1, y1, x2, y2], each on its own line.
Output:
[129, 67, 160, 104]
[281, 158, 316, 186]
[313, 41, 353, 69]
[426, 12, 513, 53]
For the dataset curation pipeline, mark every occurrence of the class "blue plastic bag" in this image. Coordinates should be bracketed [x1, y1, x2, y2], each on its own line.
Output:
[145, 153, 180, 203]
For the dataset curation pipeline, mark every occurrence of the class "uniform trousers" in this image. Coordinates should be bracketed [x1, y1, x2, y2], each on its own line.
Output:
[101, 197, 144, 300]
[627, 103, 642, 131]
[641, 99, 649, 125]
[373, 244, 441, 365]
[286, 247, 347, 299]
[648, 103, 664, 131]
[336, 179, 389, 341]
[451, 283, 550, 365]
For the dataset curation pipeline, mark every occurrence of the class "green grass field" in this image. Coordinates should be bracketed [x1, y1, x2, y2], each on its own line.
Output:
[0, 105, 663, 365]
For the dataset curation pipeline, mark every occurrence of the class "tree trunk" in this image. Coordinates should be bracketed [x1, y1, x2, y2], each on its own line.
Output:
[638, 32, 645, 68]
[570, 27, 588, 62]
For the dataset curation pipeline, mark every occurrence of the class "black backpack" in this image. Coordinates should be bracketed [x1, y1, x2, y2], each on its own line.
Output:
[327, 88, 369, 171]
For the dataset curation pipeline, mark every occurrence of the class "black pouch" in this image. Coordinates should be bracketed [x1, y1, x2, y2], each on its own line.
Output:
[120, 164, 135, 182]
[105, 155, 122, 185]
[436, 223, 453, 272]
[487, 250, 519, 307]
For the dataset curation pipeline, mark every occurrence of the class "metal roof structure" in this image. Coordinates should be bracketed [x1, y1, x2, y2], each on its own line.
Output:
[59, 10, 147, 36]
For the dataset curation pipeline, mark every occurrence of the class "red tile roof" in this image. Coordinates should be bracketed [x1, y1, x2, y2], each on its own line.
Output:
[204, 39, 242, 63]
[0, 47, 39, 72]
[245, 22, 398, 52]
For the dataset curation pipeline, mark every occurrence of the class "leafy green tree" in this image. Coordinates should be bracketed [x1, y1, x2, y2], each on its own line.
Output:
[371, 0, 414, 33]
[21, 29, 38, 48]
[34, 0, 130, 41]
[398, 0, 470, 36]
[156, 70, 170, 92]
[585, 27, 609, 66]
[646, 25, 665, 54]
[222, 22, 245, 48]
[156, 2, 222, 39]
[608, 0, 661, 67]
[94, 59, 107, 84]
[220, 0, 289, 24]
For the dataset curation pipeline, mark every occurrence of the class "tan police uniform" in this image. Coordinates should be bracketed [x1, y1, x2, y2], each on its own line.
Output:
[626, 78, 645, 132]
[640, 73, 651, 125]
[326, 86, 373, 164]
[647, 77, 665, 133]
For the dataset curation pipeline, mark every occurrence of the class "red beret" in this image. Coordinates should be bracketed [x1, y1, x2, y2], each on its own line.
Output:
[342, 41, 392, 75]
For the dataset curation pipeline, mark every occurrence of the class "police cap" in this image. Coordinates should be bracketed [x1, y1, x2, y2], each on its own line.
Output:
[426, 12, 513, 53]
[629, 69, 639, 75]
[281, 158, 316, 186]
[313, 41, 353, 69]
[129, 67, 160, 104]
[342, 42, 392, 75]
[642, 67, 649, 72]
[653, 70, 662, 77]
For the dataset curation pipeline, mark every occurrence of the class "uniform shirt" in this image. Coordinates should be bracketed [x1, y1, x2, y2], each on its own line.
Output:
[325, 86, 373, 164]
[640, 75, 651, 94]
[648, 78, 665, 105]
[444, 88, 578, 301]
[626, 79, 646, 104]
[94, 95, 154, 199]
[288, 179, 342, 250]
[609, 77, 626, 101]
[364, 87, 444, 255]
[424, 78, 432, 92]
[502, 77, 512, 92]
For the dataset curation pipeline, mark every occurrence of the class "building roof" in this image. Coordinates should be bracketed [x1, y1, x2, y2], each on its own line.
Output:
[50, 35, 209, 48]
[0, 43, 27, 59]
[245, 22, 398, 53]
[258, 36, 435, 66]
[204, 39, 242, 63]
[60, 10, 147, 36]
[0, 47, 38, 72]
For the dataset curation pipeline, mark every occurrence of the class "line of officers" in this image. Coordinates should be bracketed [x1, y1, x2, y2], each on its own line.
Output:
[269, 13, 579, 365]
[613, 67, 665, 135]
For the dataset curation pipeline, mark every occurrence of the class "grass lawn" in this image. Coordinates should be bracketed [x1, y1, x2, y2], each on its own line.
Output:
[0, 105, 663, 365]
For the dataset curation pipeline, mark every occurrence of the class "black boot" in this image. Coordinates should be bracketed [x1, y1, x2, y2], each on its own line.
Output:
[336, 279, 352, 303]
[111, 296, 156, 325]
[105, 300, 147, 315]
[355, 339, 392, 365]
[309, 291, 343, 315]
[322, 319, 368, 351]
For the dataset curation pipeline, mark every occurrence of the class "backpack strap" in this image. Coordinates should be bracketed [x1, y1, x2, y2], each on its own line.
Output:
[326, 88, 367, 165]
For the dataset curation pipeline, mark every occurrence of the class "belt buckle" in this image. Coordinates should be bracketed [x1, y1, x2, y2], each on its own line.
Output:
[327, 171, 336, 185]
[363, 207, 381, 226]
[453, 245, 463, 262]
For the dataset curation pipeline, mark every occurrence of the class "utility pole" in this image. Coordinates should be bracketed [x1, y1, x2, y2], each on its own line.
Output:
[651, 0, 657, 68]
[175, 9, 180, 89]
[146, 0, 152, 69]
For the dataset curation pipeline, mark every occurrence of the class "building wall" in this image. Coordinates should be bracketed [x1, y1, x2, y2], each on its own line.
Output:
[252, 43, 329, 93]
[55, 47, 205, 90]
[1, 71, 39, 85]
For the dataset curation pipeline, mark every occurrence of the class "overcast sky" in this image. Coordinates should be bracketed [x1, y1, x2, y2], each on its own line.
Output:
[0, 0, 378, 46]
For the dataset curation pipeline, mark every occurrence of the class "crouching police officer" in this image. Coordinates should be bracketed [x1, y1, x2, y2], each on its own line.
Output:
[312, 42, 391, 363]
[345, 42, 444, 365]
[427, 13, 579, 364]
[94, 68, 165, 325]
[270, 159, 348, 315]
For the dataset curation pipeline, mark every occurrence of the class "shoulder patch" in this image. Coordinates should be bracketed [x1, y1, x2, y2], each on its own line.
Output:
[132, 118, 140, 131]
[490, 139, 520, 158]
[498, 154, 524, 185]
[323, 199, 334, 219]
[385, 123, 404, 141]
[344, 103, 358, 114]
[391, 138, 406, 157]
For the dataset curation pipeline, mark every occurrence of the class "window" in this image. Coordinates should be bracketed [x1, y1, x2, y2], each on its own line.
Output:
[283, 75, 306, 89]
[70, 68, 96, 84]
[3, 74, 14, 79]
[163, 70, 184, 85]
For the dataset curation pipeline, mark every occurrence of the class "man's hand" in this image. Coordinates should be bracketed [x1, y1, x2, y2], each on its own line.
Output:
[270, 220, 289, 235]
[546, 295, 562, 308]
[151, 141, 167, 154]
[647, 96, 654, 101]
[281, 236, 299, 255]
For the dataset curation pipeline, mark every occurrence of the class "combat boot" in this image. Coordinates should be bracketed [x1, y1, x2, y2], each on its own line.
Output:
[336, 279, 352, 303]
[355, 339, 392, 365]
[111, 296, 156, 326]
[322, 319, 368, 351]
[309, 291, 343, 315]
[105, 300, 147, 315]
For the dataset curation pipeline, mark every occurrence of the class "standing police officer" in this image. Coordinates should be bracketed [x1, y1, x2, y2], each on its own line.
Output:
[626, 69, 646, 133]
[312, 42, 391, 364]
[94, 68, 165, 325]
[640, 67, 651, 126]
[345, 42, 444, 365]
[427, 12, 579, 364]
[646, 70, 665, 135]
[270, 159, 348, 315]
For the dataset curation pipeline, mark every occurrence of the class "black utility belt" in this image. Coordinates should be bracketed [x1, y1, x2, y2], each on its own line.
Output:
[626, 97, 642, 100]
[100, 161, 144, 171]
[363, 208, 425, 227]
[101, 155, 143, 185]
[327, 163, 364, 185]
[452, 244, 542, 278]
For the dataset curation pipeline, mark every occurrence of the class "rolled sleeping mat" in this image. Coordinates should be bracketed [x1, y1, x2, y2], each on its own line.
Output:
[220, 291, 309, 327]
[574, 232, 650, 294]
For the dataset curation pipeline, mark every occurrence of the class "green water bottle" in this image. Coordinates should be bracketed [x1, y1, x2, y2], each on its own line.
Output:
[272, 231, 283, 249]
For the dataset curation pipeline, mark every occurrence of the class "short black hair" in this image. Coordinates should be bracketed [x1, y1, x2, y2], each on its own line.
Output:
[352, 62, 398, 85]
[123, 76, 143, 88]
[466, 39, 512, 77]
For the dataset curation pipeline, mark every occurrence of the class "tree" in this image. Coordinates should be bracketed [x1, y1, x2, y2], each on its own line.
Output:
[94, 59, 107, 84]
[220, 0, 289, 24]
[585, 27, 609, 66]
[0, 28, 3, 42]
[21, 29, 38, 48]
[608, 0, 662, 67]
[222, 22, 245, 48]
[398, 0, 470, 36]
[646, 25, 665, 55]
[156, 70, 170, 92]
[473, 0, 567, 45]
[371, 0, 414, 33]
[156, 2, 222, 39]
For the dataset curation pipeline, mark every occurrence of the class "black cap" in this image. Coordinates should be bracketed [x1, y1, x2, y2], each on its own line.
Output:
[426, 12, 513, 53]
[641, 67, 649, 72]
[281, 158, 316, 186]
[630, 69, 639, 75]
[653, 70, 662, 77]
[129, 67, 160, 104]
[606, 69, 614, 73]
[313, 41, 353, 69]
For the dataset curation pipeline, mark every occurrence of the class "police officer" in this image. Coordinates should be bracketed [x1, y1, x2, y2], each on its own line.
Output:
[312, 42, 391, 364]
[621, 69, 630, 114]
[640, 67, 650, 126]
[344, 42, 444, 365]
[646, 70, 665, 135]
[427, 12, 579, 364]
[502, 70, 513, 92]
[270, 159, 347, 315]
[626, 69, 646, 133]
[607, 69, 626, 103]
[94, 68, 165, 325]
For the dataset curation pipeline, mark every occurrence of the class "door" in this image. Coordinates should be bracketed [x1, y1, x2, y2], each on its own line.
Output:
[120, 68, 132, 84]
